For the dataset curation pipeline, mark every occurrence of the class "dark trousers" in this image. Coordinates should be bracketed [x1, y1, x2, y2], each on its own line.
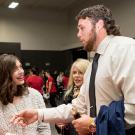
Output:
[49, 92, 57, 107]
[126, 127, 135, 135]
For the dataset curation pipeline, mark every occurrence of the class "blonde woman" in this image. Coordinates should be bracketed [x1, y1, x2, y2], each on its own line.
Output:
[64, 58, 90, 104]
[56, 58, 90, 135]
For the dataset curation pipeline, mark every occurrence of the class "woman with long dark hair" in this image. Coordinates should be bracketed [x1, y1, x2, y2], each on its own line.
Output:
[0, 54, 51, 135]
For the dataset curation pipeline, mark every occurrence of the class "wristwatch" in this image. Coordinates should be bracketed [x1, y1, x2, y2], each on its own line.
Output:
[88, 118, 96, 134]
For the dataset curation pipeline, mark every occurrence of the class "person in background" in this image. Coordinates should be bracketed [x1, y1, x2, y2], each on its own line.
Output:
[0, 54, 51, 135]
[55, 58, 90, 135]
[24, 69, 31, 82]
[26, 67, 44, 95]
[56, 72, 64, 98]
[64, 58, 90, 104]
[62, 72, 69, 91]
[56, 72, 64, 88]
[11, 4, 135, 135]
[45, 71, 57, 107]
[52, 70, 59, 85]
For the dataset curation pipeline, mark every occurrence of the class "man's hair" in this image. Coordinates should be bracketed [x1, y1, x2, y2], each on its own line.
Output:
[76, 4, 121, 36]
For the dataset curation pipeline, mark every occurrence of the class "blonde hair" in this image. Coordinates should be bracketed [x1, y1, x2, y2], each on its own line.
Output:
[64, 58, 90, 98]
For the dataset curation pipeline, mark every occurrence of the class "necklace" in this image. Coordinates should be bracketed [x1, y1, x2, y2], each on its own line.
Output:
[73, 86, 80, 98]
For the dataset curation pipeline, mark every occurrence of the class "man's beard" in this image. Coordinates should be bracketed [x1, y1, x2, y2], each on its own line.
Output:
[84, 28, 96, 52]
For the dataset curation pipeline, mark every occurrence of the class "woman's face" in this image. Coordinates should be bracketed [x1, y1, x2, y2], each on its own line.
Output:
[72, 66, 84, 87]
[12, 59, 24, 85]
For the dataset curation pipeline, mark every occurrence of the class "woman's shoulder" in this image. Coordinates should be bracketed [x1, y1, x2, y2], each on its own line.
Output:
[27, 87, 42, 97]
[26, 87, 45, 108]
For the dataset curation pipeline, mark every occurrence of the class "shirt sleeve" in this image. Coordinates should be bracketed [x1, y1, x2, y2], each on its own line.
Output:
[111, 42, 135, 129]
[38, 103, 73, 124]
[72, 84, 88, 115]
[37, 77, 88, 124]
[36, 92, 51, 135]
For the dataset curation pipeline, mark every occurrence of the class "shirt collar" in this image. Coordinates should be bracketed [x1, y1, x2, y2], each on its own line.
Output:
[96, 35, 114, 55]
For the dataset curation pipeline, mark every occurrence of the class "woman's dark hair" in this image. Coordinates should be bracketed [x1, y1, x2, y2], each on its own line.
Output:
[0, 54, 28, 105]
[76, 4, 121, 36]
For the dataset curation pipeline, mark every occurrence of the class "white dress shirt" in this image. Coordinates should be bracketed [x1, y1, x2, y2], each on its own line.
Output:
[38, 35, 135, 129]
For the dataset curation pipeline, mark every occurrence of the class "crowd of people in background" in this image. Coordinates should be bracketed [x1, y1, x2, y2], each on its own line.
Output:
[24, 65, 70, 107]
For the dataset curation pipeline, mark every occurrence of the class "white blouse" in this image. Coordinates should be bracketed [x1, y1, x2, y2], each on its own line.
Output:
[0, 87, 51, 135]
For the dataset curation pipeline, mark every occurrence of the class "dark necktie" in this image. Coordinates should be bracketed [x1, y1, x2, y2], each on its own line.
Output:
[89, 53, 100, 117]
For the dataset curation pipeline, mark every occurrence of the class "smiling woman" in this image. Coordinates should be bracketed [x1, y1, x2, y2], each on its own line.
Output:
[0, 54, 51, 135]
[55, 58, 90, 135]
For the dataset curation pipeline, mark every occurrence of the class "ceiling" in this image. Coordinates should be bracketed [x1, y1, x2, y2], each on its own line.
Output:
[0, 0, 88, 11]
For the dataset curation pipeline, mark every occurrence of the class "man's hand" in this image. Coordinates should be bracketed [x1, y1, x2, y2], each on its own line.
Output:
[10, 109, 38, 127]
[72, 114, 96, 135]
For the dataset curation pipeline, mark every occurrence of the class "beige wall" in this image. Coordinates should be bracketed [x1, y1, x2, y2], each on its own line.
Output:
[0, 0, 135, 50]
[0, 8, 69, 50]
[66, 0, 135, 50]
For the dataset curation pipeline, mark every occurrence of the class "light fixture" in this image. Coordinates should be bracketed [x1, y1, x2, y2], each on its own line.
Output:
[8, 2, 19, 9]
